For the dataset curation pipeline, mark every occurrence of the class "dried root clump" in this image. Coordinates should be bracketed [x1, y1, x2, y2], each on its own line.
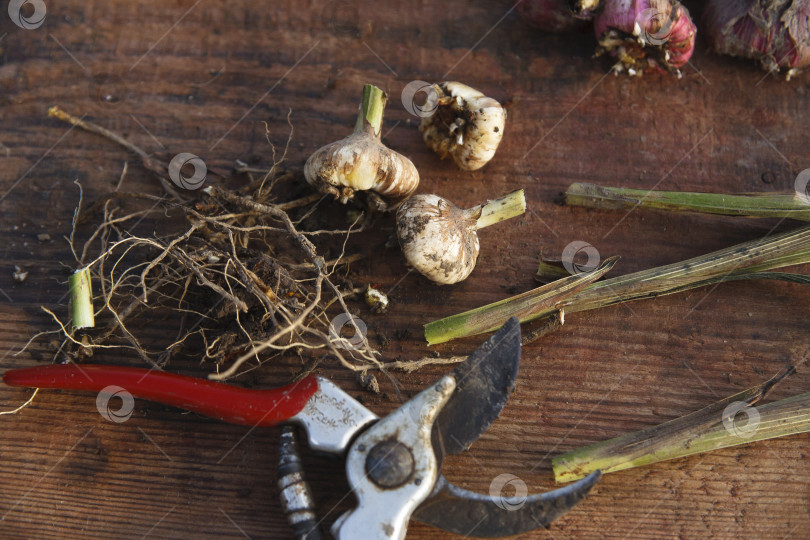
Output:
[26, 115, 388, 383]
[20, 107, 476, 389]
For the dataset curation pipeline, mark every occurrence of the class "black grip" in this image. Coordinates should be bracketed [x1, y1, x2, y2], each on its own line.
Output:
[277, 426, 323, 540]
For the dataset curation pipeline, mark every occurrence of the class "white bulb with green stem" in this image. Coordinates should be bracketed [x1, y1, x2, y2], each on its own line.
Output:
[396, 190, 526, 285]
[304, 84, 419, 210]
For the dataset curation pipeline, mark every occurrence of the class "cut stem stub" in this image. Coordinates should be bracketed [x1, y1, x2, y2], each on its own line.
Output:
[355, 84, 386, 137]
[69, 267, 95, 330]
[474, 190, 527, 229]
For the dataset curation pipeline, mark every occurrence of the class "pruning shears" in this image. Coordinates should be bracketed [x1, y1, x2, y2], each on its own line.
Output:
[3, 318, 600, 539]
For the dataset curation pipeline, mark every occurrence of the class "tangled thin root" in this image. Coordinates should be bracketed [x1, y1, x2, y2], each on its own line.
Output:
[36, 108, 383, 383]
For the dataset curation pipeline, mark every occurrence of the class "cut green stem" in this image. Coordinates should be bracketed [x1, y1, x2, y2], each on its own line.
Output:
[473, 190, 526, 229]
[425, 224, 810, 344]
[69, 267, 95, 330]
[536, 259, 580, 282]
[355, 84, 387, 137]
[426, 257, 618, 344]
[552, 370, 810, 483]
[566, 183, 810, 221]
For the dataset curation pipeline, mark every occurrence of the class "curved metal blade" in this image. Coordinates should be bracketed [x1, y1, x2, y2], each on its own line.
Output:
[412, 471, 601, 538]
[434, 317, 521, 457]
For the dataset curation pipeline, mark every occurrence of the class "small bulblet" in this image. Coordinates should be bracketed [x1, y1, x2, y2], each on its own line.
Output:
[304, 131, 419, 206]
[396, 194, 480, 285]
[419, 82, 506, 171]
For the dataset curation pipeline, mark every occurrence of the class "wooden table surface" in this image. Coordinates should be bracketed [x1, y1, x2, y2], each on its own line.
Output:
[2, 1, 809, 538]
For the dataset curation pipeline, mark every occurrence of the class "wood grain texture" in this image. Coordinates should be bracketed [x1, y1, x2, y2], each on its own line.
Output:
[1, 1, 809, 538]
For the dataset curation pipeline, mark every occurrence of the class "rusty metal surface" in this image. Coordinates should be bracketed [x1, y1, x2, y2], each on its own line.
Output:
[413, 470, 601, 537]
[435, 317, 522, 456]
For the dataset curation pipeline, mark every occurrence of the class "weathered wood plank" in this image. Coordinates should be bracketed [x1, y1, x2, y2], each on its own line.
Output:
[1, 0, 809, 538]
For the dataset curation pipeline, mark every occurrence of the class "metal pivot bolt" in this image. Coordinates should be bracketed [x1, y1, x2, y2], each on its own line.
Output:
[365, 440, 415, 489]
[333, 376, 456, 540]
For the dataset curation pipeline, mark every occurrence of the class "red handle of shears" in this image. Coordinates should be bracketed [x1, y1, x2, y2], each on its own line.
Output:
[3, 365, 319, 427]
